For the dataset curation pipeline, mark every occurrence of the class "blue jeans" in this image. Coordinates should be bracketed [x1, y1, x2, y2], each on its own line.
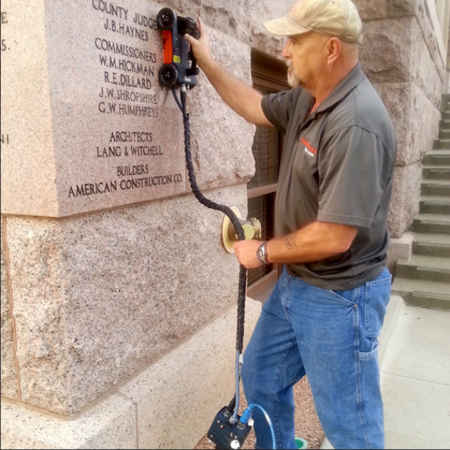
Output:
[241, 267, 392, 449]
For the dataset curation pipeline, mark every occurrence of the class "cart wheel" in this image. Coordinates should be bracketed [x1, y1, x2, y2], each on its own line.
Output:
[157, 8, 175, 30]
[159, 64, 178, 87]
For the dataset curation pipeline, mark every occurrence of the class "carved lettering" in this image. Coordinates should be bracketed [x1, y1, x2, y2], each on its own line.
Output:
[109, 131, 153, 143]
[104, 18, 149, 42]
[68, 181, 118, 198]
[99, 54, 155, 76]
[130, 145, 163, 156]
[102, 70, 152, 90]
[116, 164, 149, 177]
[1, 11, 9, 52]
[119, 175, 173, 191]
[133, 13, 158, 30]
[91, 0, 128, 21]
[94, 38, 157, 62]
[97, 146, 122, 157]
[67, 3, 181, 204]
[1, 134, 10, 145]
[117, 103, 158, 117]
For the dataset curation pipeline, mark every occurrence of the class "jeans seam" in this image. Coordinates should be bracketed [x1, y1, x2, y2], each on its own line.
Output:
[364, 283, 369, 334]
[354, 305, 371, 449]
[281, 274, 290, 320]
[272, 337, 297, 449]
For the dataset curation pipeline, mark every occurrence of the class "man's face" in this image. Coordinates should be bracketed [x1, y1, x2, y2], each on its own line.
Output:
[282, 32, 329, 90]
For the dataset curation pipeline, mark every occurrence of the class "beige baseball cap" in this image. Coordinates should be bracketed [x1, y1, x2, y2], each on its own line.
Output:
[263, 0, 363, 44]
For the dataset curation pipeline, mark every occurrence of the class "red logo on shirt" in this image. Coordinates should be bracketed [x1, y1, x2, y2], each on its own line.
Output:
[300, 137, 317, 157]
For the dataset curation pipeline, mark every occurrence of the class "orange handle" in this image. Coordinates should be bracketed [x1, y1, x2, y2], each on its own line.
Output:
[162, 30, 173, 64]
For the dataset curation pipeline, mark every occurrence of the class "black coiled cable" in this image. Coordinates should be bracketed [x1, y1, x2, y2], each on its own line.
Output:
[173, 86, 248, 418]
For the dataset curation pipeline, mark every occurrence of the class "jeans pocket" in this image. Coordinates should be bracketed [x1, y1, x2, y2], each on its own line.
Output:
[364, 272, 392, 338]
[359, 340, 379, 361]
[331, 288, 359, 305]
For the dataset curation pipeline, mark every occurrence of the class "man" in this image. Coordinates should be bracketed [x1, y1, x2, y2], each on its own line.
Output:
[185, 0, 396, 448]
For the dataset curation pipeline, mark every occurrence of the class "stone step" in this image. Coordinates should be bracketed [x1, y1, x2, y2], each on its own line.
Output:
[413, 233, 450, 257]
[432, 140, 450, 150]
[419, 196, 450, 215]
[426, 147, 450, 160]
[412, 214, 450, 234]
[395, 255, 450, 283]
[439, 118, 450, 129]
[391, 278, 450, 310]
[443, 110, 450, 120]
[439, 102, 450, 113]
[439, 130, 450, 140]
[442, 93, 450, 103]
[413, 233, 450, 258]
[422, 165, 450, 180]
[421, 180, 450, 197]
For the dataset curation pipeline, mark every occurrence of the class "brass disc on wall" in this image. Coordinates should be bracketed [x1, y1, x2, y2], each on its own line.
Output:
[221, 207, 242, 253]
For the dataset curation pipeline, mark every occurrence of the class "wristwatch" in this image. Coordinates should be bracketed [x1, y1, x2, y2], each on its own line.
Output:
[256, 241, 269, 265]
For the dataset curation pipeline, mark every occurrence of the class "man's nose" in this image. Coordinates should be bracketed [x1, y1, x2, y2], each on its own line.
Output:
[281, 41, 291, 59]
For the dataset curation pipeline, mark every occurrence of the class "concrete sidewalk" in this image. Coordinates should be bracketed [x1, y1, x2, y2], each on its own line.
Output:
[322, 297, 450, 449]
[381, 303, 450, 449]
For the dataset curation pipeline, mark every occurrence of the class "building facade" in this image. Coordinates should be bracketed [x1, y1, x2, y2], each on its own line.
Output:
[1, 0, 449, 448]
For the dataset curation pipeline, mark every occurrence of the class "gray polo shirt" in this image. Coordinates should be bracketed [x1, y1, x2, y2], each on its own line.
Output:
[261, 63, 397, 290]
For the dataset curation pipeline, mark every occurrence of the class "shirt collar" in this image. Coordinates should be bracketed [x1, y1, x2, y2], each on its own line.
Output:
[315, 62, 365, 114]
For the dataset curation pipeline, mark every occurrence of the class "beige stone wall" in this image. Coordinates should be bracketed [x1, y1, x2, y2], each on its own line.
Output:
[3, 186, 248, 416]
[354, 0, 445, 237]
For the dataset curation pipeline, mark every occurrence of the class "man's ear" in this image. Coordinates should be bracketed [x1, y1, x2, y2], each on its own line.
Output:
[327, 37, 341, 63]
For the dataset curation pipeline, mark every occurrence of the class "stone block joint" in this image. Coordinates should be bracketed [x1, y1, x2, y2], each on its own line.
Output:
[1, 216, 22, 402]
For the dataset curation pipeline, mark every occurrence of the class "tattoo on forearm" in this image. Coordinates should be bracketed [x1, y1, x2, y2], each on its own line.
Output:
[284, 234, 297, 250]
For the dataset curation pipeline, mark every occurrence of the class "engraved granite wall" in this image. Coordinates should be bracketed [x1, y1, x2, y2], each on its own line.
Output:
[1, 0, 255, 217]
[1, 0, 255, 418]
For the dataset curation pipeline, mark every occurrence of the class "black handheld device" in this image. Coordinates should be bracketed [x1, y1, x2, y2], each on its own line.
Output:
[207, 407, 252, 450]
[157, 8, 200, 89]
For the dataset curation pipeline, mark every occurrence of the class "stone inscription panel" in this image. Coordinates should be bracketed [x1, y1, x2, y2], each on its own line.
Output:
[2, 0, 189, 217]
[49, 0, 189, 216]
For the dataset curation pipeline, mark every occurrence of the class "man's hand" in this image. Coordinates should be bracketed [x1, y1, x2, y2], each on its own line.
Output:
[183, 17, 271, 127]
[233, 240, 263, 269]
[184, 18, 211, 68]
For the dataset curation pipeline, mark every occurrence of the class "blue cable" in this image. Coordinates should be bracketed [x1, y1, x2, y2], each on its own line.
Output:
[240, 404, 277, 450]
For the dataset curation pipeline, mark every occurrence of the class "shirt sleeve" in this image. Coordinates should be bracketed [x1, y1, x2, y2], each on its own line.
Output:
[317, 126, 394, 228]
[261, 88, 301, 133]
